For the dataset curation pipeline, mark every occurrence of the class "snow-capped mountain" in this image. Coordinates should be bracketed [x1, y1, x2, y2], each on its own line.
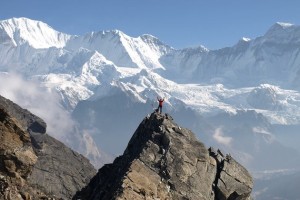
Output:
[0, 17, 71, 49]
[66, 30, 172, 70]
[161, 22, 300, 88]
[1, 17, 300, 177]
[0, 18, 72, 75]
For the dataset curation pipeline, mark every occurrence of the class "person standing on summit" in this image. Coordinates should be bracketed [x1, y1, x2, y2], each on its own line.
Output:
[157, 96, 164, 114]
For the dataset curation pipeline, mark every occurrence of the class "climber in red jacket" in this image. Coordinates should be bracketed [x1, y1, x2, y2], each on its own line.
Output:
[157, 96, 164, 114]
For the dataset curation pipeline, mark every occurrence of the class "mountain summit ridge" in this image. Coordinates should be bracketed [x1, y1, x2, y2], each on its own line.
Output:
[74, 112, 253, 200]
[0, 17, 71, 48]
[1, 17, 300, 88]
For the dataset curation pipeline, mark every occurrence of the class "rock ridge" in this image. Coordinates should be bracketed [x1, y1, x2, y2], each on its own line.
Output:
[0, 95, 96, 199]
[0, 96, 46, 135]
[74, 112, 253, 200]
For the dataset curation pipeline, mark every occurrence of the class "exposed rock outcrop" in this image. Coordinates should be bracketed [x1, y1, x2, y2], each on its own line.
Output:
[0, 106, 45, 199]
[0, 95, 96, 199]
[74, 113, 253, 200]
[28, 132, 97, 199]
[0, 96, 46, 135]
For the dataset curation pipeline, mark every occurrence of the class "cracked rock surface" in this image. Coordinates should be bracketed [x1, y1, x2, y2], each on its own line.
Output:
[0, 95, 96, 199]
[0, 106, 46, 199]
[74, 112, 253, 200]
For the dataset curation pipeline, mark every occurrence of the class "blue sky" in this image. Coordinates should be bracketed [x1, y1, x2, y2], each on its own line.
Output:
[1, 0, 300, 49]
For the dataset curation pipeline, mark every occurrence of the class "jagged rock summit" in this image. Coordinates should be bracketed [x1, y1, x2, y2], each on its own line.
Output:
[74, 112, 253, 200]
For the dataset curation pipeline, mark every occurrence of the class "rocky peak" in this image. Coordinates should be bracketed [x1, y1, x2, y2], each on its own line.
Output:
[263, 22, 300, 43]
[0, 95, 96, 199]
[74, 112, 253, 200]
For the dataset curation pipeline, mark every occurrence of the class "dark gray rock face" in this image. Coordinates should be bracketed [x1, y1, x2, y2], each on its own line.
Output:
[28, 132, 97, 199]
[0, 95, 46, 134]
[209, 147, 253, 200]
[0, 95, 96, 199]
[74, 112, 253, 200]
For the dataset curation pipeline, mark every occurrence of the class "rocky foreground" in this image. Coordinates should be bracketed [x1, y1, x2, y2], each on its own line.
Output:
[0, 94, 253, 199]
[74, 113, 253, 200]
[0, 95, 96, 199]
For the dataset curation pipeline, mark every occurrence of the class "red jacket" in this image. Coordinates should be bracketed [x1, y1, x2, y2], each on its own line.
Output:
[157, 97, 164, 106]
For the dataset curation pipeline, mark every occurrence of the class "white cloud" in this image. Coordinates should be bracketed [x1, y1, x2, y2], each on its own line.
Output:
[0, 72, 74, 141]
[0, 72, 106, 167]
[213, 127, 233, 147]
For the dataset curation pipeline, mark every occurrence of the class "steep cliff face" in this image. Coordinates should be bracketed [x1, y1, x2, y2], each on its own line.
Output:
[28, 132, 97, 199]
[74, 113, 253, 200]
[0, 95, 96, 199]
[0, 107, 45, 199]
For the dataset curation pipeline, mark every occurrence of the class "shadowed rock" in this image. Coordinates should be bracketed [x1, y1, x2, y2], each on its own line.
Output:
[0, 95, 96, 199]
[0, 95, 46, 134]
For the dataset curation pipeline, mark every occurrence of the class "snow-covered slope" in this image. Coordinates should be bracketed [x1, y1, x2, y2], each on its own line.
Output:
[1, 18, 300, 178]
[161, 22, 300, 88]
[65, 30, 172, 70]
[0, 17, 71, 48]
[0, 18, 72, 75]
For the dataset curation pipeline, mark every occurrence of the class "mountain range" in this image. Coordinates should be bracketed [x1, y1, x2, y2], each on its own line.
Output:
[1, 17, 300, 199]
